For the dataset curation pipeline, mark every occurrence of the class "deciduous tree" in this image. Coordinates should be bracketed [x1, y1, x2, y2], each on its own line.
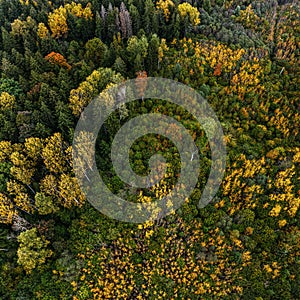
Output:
[17, 228, 52, 274]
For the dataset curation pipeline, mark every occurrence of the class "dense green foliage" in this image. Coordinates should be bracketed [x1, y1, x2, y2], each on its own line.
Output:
[0, 0, 299, 299]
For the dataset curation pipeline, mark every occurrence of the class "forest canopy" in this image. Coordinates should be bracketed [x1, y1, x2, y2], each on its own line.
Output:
[0, 0, 299, 299]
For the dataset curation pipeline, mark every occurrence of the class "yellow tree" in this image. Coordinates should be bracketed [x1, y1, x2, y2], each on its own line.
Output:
[24, 137, 43, 160]
[37, 22, 50, 39]
[156, 0, 174, 21]
[48, 6, 68, 38]
[0, 92, 15, 111]
[48, 3, 93, 39]
[6, 180, 33, 214]
[58, 174, 85, 208]
[0, 141, 13, 162]
[178, 3, 200, 26]
[158, 38, 169, 63]
[10, 151, 35, 186]
[65, 2, 93, 19]
[42, 133, 68, 173]
[17, 228, 52, 274]
[0, 193, 16, 224]
[69, 68, 124, 117]
[72, 132, 95, 181]
[40, 174, 58, 197]
[235, 4, 260, 29]
[69, 74, 97, 117]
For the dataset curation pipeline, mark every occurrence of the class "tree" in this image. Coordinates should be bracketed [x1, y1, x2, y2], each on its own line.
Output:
[69, 68, 124, 117]
[213, 63, 222, 76]
[106, 6, 118, 41]
[55, 101, 74, 139]
[37, 22, 49, 39]
[0, 141, 13, 166]
[45, 52, 71, 70]
[64, 2, 93, 20]
[234, 4, 261, 30]
[119, 2, 132, 39]
[135, 71, 148, 99]
[126, 35, 148, 72]
[203, 0, 212, 13]
[24, 137, 43, 160]
[95, 11, 104, 40]
[35, 192, 58, 215]
[42, 133, 68, 174]
[178, 2, 200, 27]
[69, 70, 102, 117]
[112, 56, 127, 75]
[58, 174, 85, 208]
[143, 0, 156, 35]
[0, 193, 16, 224]
[84, 37, 108, 68]
[0, 92, 15, 111]
[40, 174, 58, 198]
[1, 27, 18, 53]
[0, 78, 22, 98]
[48, 6, 68, 39]
[17, 228, 53, 274]
[129, 4, 140, 35]
[146, 34, 160, 74]
[156, 0, 175, 22]
[10, 150, 35, 186]
[11, 16, 36, 38]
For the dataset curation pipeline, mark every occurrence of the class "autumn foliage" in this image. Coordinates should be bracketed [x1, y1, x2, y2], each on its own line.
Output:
[0, 0, 299, 299]
[45, 52, 71, 70]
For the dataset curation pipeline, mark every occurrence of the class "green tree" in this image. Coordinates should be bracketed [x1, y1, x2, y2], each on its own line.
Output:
[84, 37, 108, 68]
[126, 35, 148, 72]
[146, 34, 160, 74]
[0, 78, 22, 98]
[112, 56, 127, 76]
[129, 4, 140, 35]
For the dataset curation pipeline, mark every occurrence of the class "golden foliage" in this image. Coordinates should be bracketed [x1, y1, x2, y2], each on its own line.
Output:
[37, 23, 49, 39]
[178, 2, 200, 26]
[156, 0, 174, 21]
[65, 2, 93, 20]
[223, 149, 300, 218]
[0, 193, 16, 224]
[0, 92, 15, 111]
[58, 174, 85, 208]
[42, 133, 68, 173]
[69, 68, 123, 117]
[74, 218, 243, 299]
[235, 5, 261, 29]
[0, 132, 87, 224]
[48, 6, 68, 38]
[17, 228, 52, 274]
[48, 3, 93, 38]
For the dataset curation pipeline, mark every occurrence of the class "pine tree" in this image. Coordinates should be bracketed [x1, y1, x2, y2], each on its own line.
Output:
[129, 4, 140, 36]
[112, 56, 127, 76]
[84, 37, 108, 68]
[146, 34, 160, 75]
